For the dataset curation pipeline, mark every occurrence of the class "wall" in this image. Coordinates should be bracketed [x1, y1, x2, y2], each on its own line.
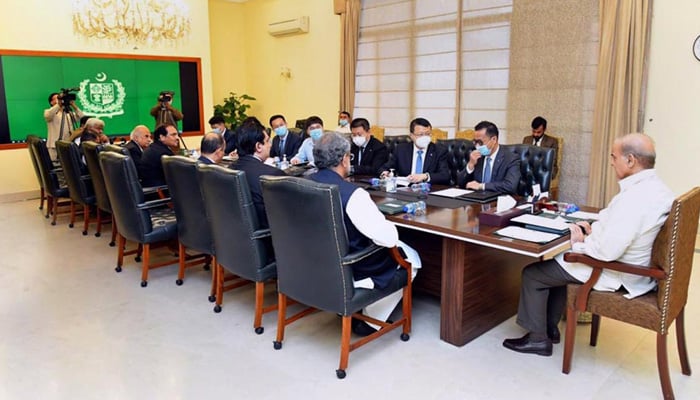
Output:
[644, 0, 700, 196]
[0, 0, 213, 199]
[209, 0, 249, 104]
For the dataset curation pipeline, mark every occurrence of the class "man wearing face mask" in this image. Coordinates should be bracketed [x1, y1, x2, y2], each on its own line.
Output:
[291, 115, 324, 165]
[335, 111, 352, 134]
[269, 114, 303, 160]
[208, 115, 237, 156]
[457, 120, 520, 194]
[378, 117, 450, 185]
[350, 118, 388, 176]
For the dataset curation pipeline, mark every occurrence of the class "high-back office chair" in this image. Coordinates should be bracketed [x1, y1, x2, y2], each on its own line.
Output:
[55, 140, 96, 235]
[562, 187, 700, 400]
[369, 125, 385, 142]
[82, 141, 116, 245]
[260, 175, 412, 379]
[26, 135, 47, 211]
[161, 156, 213, 286]
[431, 127, 448, 142]
[99, 151, 178, 287]
[29, 137, 71, 225]
[383, 135, 412, 158]
[437, 138, 472, 186]
[505, 144, 555, 196]
[455, 129, 475, 140]
[197, 164, 277, 330]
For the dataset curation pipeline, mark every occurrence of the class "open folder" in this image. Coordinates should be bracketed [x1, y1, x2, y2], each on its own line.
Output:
[510, 213, 571, 235]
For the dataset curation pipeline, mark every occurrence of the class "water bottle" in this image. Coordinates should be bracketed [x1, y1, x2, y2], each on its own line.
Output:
[403, 200, 426, 215]
[280, 154, 290, 170]
[385, 169, 397, 193]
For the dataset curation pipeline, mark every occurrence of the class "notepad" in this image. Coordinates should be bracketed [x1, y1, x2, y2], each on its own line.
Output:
[495, 226, 562, 244]
[430, 188, 473, 198]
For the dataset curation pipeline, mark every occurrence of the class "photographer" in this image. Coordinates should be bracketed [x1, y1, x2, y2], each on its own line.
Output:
[149, 91, 183, 128]
[44, 91, 84, 159]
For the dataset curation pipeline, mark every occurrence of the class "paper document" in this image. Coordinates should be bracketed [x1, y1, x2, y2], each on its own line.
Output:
[395, 177, 411, 187]
[567, 211, 599, 220]
[495, 226, 562, 244]
[511, 214, 571, 232]
[430, 188, 473, 198]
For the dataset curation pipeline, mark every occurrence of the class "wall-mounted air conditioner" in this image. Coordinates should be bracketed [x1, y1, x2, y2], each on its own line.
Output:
[268, 16, 309, 37]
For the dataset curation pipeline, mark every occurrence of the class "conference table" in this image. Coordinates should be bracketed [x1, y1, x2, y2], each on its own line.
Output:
[360, 182, 572, 347]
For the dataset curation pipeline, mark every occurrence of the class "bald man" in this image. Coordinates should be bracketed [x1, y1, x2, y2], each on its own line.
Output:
[125, 125, 152, 168]
[503, 133, 674, 357]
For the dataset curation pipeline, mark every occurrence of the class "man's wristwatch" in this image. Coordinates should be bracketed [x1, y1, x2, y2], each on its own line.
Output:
[424, 173, 430, 182]
[480, 183, 486, 191]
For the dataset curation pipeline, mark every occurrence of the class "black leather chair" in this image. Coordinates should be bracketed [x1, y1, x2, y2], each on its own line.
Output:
[437, 138, 472, 186]
[82, 141, 116, 245]
[161, 156, 212, 286]
[383, 134, 412, 158]
[197, 164, 278, 330]
[260, 175, 412, 379]
[99, 151, 178, 287]
[29, 137, 71, 225]
[26, 135, 46, 211]
[505, 144, 555, 197]
[55, 140, 96, 235]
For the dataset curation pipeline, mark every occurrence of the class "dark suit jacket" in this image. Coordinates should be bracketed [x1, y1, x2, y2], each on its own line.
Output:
[232, 155, 286, 229]
[351, 136, 389, 176]
[522, 134, 559, 178]
[270, 131, 303, 160]
[379, 142, 450, 185]
[457, 146, 520, 194]
[139, 141, 174, 187]
[125, 141, 144, 168]
[223, 128, 237, 155]
[198, 155, 215, 165]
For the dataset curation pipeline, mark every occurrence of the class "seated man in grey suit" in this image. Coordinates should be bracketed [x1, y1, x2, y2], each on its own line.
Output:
[457, 120, 520, 194]
[378, 117, 450, 185]
[523, 116, 559, 178]
[198, 132, 225, 165]
[231, 120, 286, 229]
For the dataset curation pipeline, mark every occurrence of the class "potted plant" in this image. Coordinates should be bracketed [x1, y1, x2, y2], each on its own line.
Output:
[213, 92, 256, 130]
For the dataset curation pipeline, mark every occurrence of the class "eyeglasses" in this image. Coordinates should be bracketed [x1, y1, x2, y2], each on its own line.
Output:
[473, 136, 492, 147]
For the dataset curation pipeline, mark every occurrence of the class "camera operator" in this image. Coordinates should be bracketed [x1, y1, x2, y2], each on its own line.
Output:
[149, 91, 183, 128]
[44, 91, 84, 159]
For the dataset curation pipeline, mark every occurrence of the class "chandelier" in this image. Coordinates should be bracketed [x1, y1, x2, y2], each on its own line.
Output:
[72, 0, 191, 46]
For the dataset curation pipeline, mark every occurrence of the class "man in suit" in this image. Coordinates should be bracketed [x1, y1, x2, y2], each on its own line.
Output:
[139, 124, 178, 187]
[457, 120, 520, 194]
[209, 115, 237, 156]
[378, 117, 450, 185]
[231, 120, 285, 229]
[522, 116, 559, 178]
[269, 114, 303, 160]
[198, 132, 225, 165]
[350, 117, 388, 176]
[125, 125, 152, 168]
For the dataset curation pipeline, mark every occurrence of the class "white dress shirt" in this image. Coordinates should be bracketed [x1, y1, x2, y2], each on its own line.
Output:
[346, 188, 399, 248]
[555, 169, 674, 298]
[465, 145, 500, 177]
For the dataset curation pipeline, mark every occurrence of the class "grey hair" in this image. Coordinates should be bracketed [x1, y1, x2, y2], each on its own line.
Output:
[619, 133, 656, 169]
[130, 125, 149, 140]
[84, 117, 104, 129]
[313, 132, 350, 169]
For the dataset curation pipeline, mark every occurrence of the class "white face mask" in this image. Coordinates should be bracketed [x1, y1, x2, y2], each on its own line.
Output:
[415, 135, 431, 149]
[352, 135, 366, 147]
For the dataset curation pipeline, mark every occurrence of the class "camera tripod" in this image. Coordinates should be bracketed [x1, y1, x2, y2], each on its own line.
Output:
[58, 101, 79, 142]
[156, 102, 188, 150]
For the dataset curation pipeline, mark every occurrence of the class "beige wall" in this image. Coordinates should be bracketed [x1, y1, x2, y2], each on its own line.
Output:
[209, 0, 249, 103]
[644, 0, 700, 196]
[0, 0, 213, 198]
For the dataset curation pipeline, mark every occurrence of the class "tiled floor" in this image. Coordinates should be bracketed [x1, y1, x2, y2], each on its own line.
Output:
[0, 199, 698, 399]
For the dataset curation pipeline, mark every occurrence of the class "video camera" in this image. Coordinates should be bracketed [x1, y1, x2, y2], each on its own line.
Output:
[58, 87, 80, 106]
[158, 90, 174, 103]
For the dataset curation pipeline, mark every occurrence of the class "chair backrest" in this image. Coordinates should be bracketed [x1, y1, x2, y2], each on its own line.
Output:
[100, 143, 130, 156]
[197, 164, 270, 281]
[655, 187, 700, 333]
[369, 125, 385, 142]
[162, 156, 214, 255]
[99, 151, 152, 242]
[55, 140, 93, 205]
[455, 129, 475, 140]
[25, 135, 44, 189]
[383, 135, 412, 157]
[431, 128, 448, 143]
[29, 136, 63, 196]
[261, 175, 354, 312]
[81, 141, 111, 213]
[437, 138, 473, 186]
[504, 144, 555, 196]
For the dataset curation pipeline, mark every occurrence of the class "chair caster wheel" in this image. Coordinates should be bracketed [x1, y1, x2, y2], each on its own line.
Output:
[208, 295, 216, 303]
[203, 263, 210, 271]
[45, 215, 49, 219]
[95, 232, 101, 237]
[176, 279, 183, 286]
[336, 369, 346, 379]
[115, 266, 122, 272]
[140, 281, 147, 287]
[400, 333, 410, 342]
[214, 305, 222, 313]
[255, 327, 264, 335]
[82, 231, 88, 236]
[109, 241, 115, 247]
[273, 341, 282, 350]
[69, 223, 74, 228]
[135, 256, 142, 262]
[51, 221, 56, 226]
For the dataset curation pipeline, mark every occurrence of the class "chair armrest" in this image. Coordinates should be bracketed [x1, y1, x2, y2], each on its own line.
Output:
[251, 229, 271, 240]
[342, 244, 385, 266]
[80, 175, 92, 183]
[136, 198, 172, 210]
[389, 246, 412, 271]
[142, 185, 169, 195]
[563, 253, 667, 280]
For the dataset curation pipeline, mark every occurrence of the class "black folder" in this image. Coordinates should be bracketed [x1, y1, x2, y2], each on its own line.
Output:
[457, 190, 500, 204]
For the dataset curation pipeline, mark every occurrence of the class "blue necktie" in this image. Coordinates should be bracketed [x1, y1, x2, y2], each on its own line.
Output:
[280, 139, 285, 155]
[483, 157, 492, 183]
[415, 150, 423, 174]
